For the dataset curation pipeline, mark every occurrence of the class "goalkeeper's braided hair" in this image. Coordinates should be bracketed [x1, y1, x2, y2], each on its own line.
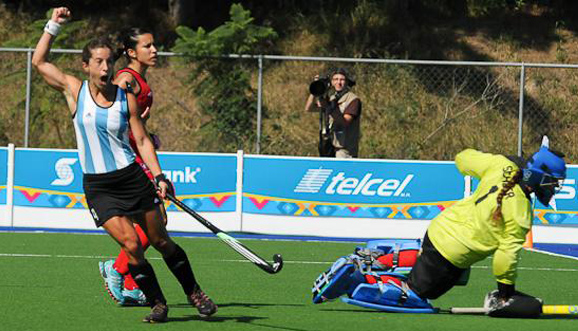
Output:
[492, 169, 521, 226]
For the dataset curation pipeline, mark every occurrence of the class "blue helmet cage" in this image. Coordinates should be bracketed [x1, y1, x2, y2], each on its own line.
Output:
[524, 147, 566, 206]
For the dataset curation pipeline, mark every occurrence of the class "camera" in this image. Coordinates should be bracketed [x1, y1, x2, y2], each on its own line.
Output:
[309, 69, 356, 97]
[309, 77, 331, 96]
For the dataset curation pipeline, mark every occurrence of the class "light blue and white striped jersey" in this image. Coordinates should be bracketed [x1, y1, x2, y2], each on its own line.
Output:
[73, 81, 135, 174]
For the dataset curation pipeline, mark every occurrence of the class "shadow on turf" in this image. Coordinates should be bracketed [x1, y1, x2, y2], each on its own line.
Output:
[171, 302, 305, 309]
[319, 308, 384, 313]
[164, 302, 311, 330]
[165, 312, 312, 330]
[165, 314, 267, 323]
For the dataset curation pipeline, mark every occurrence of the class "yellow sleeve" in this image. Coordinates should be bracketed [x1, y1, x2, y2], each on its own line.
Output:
[493, 237, 523, 285]
[492, 195, 531, 285]
[455, 149, 503, 180]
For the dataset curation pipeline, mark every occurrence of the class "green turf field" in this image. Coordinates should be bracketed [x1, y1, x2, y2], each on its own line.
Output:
[1, 232, 577, 331]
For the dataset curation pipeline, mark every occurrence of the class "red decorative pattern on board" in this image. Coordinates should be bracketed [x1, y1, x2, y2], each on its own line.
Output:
[347, 206, 360, 213]
[249, 197, 269, 210]
[20, 189, 41, 203]
[210, 195, 230, 208]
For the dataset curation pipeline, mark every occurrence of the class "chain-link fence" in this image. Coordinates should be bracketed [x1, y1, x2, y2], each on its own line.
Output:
[2, 48, 578, 161]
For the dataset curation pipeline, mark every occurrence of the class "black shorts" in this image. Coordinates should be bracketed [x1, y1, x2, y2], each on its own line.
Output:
[407, 232, 469, 299]
[83, 162, 161, 227]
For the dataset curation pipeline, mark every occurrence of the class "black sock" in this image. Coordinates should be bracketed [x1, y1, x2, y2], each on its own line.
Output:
[128, 260, 166, 307]
[163, 244, 199, 295]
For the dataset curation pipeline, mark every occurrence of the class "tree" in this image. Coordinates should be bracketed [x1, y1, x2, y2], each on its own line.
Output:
[172, 3, 277, 151]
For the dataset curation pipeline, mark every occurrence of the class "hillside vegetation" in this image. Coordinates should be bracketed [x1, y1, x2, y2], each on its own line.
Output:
[1, 1, 578, 161]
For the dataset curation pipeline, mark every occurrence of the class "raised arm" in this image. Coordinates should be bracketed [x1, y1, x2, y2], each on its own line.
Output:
[305, 74, 323, 112]
[454, 149, 499, 179]
[31, 7, 81, 114]
[305, 94, 318, 112]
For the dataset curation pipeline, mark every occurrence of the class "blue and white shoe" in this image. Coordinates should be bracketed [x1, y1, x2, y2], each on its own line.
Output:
[98, 260, 125, 305]
[122, 287, 149, 306]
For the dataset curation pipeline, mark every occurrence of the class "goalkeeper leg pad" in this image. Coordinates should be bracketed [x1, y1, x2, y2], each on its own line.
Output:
[365, 239, 421, 252]
[342, 279, 436, 313]
[362, 239, 421, 274]
[312, 257, 365, 304]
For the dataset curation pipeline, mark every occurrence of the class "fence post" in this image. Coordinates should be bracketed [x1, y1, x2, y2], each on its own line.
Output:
[236, 149, 244, 232]
[517, 63, 525, 157]
[25, 49, 32, 148]
[6, 143, 15, 230]
[255, 55, 263, 154]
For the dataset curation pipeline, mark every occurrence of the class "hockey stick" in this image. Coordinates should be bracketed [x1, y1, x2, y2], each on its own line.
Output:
[167, 194, 283, 274]
[449, 305, 578, 316]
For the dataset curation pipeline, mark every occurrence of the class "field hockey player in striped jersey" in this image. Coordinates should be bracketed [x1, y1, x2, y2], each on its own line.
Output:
[33, 7, 217, 323]
[95, 27, 215, 314]
[96, 27, 163, 306]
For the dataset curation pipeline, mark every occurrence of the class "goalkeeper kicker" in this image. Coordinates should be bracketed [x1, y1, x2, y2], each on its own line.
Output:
[312, 137, 567, 318]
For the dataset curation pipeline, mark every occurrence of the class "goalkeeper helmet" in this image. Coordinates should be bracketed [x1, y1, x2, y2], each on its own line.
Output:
[522, 146, 566, 206]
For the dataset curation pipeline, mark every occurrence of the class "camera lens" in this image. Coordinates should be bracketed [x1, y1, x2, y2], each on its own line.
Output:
[309, 78, 329, 96]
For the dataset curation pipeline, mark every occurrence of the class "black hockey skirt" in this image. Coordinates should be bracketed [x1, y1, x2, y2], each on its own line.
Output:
[83, 162, 161, 227]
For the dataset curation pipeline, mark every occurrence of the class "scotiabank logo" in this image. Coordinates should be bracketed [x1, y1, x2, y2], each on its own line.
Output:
[51, 158, 78, 186]
[162, 167, 201, 184]
[294, 168, 414, 197]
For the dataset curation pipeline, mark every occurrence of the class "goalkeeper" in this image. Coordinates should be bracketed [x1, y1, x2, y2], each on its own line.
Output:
[314, 137, 566, 318]
[406, 139, 565, 318]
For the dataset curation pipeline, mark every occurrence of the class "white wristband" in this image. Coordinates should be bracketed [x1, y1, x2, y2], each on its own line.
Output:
[44, 20, 61, 36]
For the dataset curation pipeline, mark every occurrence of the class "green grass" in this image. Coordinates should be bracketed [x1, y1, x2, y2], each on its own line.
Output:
[1, 232, 577, 330]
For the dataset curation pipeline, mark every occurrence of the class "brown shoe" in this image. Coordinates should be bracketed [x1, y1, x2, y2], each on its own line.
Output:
[142, 303, 169, 323]
[188, 289, 218, 318]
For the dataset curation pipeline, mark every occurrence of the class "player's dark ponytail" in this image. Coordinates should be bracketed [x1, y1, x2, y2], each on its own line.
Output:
[120, 27, 153, 61]
[492, 170, 521, 226]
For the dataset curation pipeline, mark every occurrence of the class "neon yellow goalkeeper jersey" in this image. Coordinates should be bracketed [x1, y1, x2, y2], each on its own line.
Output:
[427, 149, 533, 285]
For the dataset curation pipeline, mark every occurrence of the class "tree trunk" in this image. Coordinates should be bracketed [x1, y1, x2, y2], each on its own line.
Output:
[168, 0, 230, 28]
[168, 0, 195, 27]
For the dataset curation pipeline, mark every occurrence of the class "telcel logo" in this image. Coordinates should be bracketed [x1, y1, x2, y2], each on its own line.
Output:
[294, 169, 414, 197]
[325, 172, 414, 197]
[162, 167, 201, 184]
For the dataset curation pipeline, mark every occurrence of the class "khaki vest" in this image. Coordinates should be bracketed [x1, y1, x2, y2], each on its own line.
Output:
[329, 91, 361, 157]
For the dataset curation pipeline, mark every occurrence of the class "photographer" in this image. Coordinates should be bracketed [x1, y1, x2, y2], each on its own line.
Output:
[305, 68, 362, 158]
